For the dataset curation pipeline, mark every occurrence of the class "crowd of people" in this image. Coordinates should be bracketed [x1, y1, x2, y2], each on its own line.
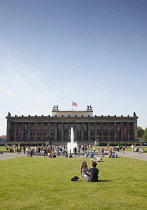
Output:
[8, 144, 90, 158]
[4, 143, 145, 158]
[25, 145, 57, 157]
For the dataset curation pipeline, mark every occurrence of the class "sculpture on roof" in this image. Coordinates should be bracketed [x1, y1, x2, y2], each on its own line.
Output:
[8, 112, 11, 117]
[53, 105, 58, 110]
[133, 112, 137, 117]
[87, 105, 93, 110]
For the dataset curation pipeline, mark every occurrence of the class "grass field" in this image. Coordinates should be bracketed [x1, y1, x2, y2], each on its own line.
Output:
[0, 156, 147, 210]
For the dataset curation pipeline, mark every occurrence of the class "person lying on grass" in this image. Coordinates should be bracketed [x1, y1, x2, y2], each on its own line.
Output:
[89, 155, 103, 162]
[84, 162, 99, 182]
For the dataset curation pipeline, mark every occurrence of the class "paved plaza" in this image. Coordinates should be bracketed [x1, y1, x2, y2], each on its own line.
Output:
[0, 151, 147, 161]
[115, 151, 147, 161]
[0, 152, 25, 161]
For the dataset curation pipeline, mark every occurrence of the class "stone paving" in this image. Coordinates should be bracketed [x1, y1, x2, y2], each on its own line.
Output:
[0, 151, 147, 161]
[0, 152, 25, 161]
[116, 151, 147, 161]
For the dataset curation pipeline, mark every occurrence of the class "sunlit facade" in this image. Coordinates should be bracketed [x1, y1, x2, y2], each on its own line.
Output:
[6, 105, 138, 144]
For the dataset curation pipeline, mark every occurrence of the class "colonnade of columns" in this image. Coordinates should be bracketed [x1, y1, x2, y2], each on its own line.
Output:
[7, 120, 138, 142]
[93, 122, 135, 141]
[55, 123, 88, 140]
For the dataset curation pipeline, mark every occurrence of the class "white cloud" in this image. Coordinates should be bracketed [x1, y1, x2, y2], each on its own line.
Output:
[0, 55, 45, 96]
[0, 79, 16, 96]
[0, 54, 63, 123]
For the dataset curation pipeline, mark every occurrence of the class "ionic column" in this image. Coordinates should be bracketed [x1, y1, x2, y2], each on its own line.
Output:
[55, 123, 57, 141]
[21, 123, 24, 141]
[88, 123, 90, 140]
[95, 123, 97, 139]
[108, 123, 110, 140]
[6, 121, 11, 141]
[14, 123, 17, 141]
[28, 123, 30, 141]
[121, 123, 123, 140]
[101, 123, 103, 140]
[60, 123, 63, 141]
[81, 123, 84, 141]
[48, 123, 50, 140]
[114, 122, 117, 140]
[68, 123, 70, 141]
[75, 123, 77, 141]
[133, 122, 137, 140]
[35, 122, 37, 141]
[126, 123, 129, 140]
[41, 122, 44, 140]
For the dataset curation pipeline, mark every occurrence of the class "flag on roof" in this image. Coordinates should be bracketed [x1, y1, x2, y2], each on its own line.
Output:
[72, 101, 77, 106]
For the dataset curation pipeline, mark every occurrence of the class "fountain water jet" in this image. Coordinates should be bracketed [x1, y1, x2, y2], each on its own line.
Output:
[67, 127, 78, 154]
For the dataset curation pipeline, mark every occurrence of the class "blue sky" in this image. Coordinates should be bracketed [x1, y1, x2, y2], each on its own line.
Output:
[0, 0, 147, 135]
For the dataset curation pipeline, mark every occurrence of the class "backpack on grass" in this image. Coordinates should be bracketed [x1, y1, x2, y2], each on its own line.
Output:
[71, 176, 81, 181]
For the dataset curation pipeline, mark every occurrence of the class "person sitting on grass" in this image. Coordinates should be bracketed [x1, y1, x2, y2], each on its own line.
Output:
[89, 151, 94, 157]
[84, 162, 99, 182]
[47, 152, 56, 158]
[109, 151, 113, 158]
[85, 152, 89, 157]
[80, 161, 88, 177]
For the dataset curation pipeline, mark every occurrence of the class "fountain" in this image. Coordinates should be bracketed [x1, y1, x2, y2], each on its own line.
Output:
[67, 127, 78, 154]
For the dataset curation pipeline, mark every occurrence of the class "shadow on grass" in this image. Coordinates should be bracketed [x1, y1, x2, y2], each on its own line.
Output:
[98, 180, 112, 182]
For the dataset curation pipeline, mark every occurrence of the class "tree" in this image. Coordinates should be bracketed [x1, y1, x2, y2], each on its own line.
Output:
[137, 126, 144, 138]
[142, 128, 147, 141]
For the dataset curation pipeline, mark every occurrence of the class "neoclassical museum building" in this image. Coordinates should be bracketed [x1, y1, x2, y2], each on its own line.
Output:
[6, 105, 138, 144]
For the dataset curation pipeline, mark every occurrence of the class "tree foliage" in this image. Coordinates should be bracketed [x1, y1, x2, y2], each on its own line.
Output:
[142, 127, 147, 141]
[137, 126, 144, 138]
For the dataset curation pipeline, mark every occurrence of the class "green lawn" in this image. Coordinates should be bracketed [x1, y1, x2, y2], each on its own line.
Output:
[0, 156, 147, 210]
[0, 146, 7, 151]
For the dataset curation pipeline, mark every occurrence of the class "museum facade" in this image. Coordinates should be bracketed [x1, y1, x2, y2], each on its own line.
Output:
[6, 105, 138, 144]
